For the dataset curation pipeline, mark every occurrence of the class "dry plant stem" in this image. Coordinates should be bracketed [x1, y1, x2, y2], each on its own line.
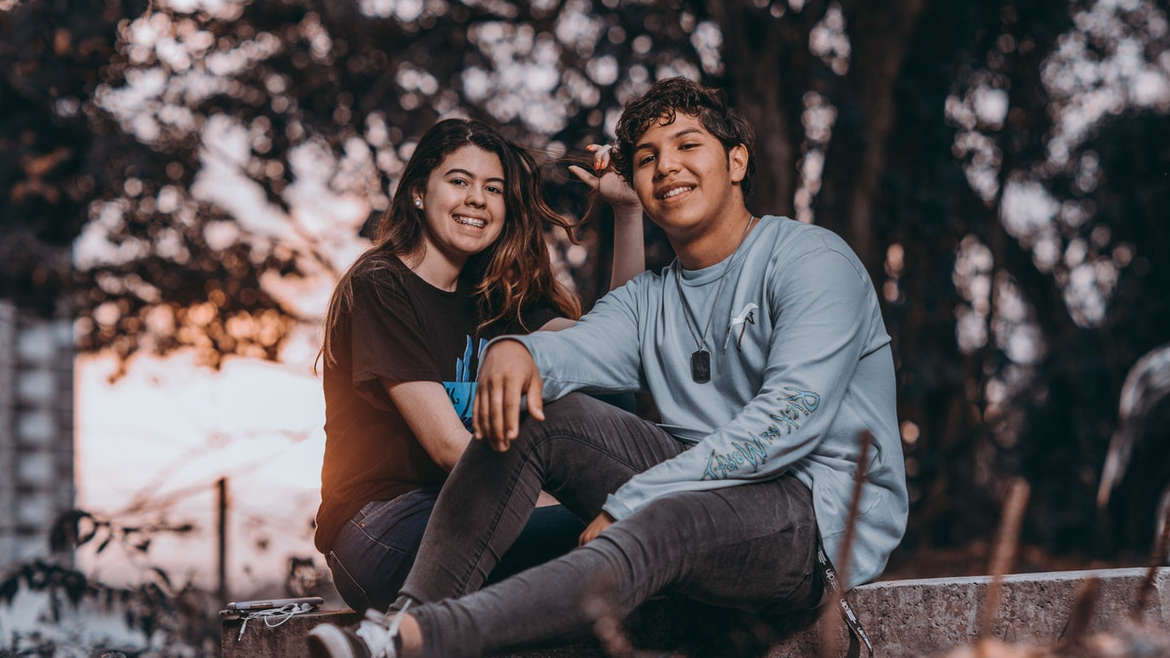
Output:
[1057, 576, 1100, 650]
[975, 479, 1031, 655]
[584, 594, 634, 658]
[819, 430, 873, 658]
[1132, 498, 1170, 619]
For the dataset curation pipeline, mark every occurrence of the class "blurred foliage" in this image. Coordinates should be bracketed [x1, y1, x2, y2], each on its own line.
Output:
[0, 559, 218, 655]
[2, 0, 1169, 564]
[0, 508, 334, 655]
[48, 508, 196, 558]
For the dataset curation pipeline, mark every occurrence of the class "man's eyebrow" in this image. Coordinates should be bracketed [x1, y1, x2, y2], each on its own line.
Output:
[634, 127, 705, 151]
[444, 167, 504, 183]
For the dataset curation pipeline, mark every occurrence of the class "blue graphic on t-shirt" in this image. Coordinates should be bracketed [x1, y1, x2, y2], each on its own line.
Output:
[444, 336, 488, 429]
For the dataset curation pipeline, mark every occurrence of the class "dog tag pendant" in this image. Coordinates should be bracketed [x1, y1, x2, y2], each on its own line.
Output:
[691, 349, 711, 383]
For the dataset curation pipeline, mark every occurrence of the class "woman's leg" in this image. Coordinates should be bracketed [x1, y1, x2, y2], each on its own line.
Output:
[326, 489, 438, 612]
[328, 495, 585, 610]
[487, 504, 585, 584]
[399, 393, 684, 603]
[406, 475, 821, 658]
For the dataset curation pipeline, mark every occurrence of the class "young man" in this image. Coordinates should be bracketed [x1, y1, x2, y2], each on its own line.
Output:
[308, 78, 908, 658]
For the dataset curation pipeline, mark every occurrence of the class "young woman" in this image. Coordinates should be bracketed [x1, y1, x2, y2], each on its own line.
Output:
[314, 118, 642, 612]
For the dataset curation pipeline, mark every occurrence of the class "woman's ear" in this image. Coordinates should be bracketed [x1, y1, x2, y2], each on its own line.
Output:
[728, 144, 749, 185]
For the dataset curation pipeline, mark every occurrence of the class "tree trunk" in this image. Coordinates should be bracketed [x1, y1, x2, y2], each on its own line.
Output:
[819, 0, 926, 272]
[710, 1, 832, 218]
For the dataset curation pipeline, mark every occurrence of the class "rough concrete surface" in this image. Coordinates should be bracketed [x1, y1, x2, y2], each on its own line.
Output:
[770, 567, 1169, 657]
[220, 567, 1169, 657]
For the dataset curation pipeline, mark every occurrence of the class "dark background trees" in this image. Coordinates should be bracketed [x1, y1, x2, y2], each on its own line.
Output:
[2, 0, 1168, 572]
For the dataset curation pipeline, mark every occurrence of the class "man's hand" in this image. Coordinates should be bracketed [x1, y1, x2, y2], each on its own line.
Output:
[473, 339, 545, 451]
[579, 511, 615, 546]
[568, 144, 641, 212]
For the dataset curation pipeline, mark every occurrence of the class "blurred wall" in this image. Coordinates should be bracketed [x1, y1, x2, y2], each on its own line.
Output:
[0, 299, 74, 568]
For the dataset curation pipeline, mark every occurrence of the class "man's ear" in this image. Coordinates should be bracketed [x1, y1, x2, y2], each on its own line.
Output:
[728, 144, 749, 185]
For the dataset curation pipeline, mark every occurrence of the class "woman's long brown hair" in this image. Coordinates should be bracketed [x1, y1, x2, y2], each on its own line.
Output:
[320, 119, 581, 367]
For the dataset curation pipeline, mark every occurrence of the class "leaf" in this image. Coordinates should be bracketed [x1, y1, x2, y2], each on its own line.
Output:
[150, 567, 172, 592]
[0, 574, 18, 604]
[61, 570, 88, 605]
[140, 611, 157, 638]
[47, 509, 96, 552]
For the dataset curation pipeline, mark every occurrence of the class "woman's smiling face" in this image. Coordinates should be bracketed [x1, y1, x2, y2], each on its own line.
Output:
[416, 144, 507, 264]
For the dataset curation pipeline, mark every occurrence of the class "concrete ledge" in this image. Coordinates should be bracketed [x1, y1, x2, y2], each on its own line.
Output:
[770, 567, 1169, 656]
[221, 568, 1169, 657]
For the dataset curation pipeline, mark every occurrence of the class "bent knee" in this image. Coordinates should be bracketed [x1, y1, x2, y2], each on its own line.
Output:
[517, 392, 599, 439]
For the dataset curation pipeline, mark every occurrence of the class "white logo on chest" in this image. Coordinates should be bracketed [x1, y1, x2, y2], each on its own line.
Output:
[723, 302, 759, 350]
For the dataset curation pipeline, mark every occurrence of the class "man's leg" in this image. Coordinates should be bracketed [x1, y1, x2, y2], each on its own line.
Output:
[406, 474, 821, 658]
[399, 392, 685, 603]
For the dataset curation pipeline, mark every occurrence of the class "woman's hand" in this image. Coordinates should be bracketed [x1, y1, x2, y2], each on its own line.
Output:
[568, 144, 640, 212]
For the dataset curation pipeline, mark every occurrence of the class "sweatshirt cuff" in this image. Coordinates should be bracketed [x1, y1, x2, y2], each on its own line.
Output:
[602, 494, 635, 521]
[486, 334, 544, 373]
[485, 334, 532, 353]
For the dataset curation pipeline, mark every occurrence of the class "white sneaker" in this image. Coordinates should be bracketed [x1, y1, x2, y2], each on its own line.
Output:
[306, 601, 412, 658]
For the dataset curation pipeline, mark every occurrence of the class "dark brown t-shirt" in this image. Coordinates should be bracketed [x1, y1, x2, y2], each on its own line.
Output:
[314, 257, 558, 553]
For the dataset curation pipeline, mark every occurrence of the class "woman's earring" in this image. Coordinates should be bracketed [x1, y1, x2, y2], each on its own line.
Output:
[414, 198, 423, 209]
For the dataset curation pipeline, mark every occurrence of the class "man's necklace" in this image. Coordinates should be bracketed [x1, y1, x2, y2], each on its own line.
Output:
[673, 215, 758, 383]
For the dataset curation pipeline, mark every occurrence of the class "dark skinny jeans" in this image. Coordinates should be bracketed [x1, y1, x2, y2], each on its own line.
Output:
[400, 393, 821, 657]
[326, 490, 583, 612]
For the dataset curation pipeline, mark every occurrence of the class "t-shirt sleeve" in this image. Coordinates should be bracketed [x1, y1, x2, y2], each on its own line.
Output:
[348, 273, 440, 411]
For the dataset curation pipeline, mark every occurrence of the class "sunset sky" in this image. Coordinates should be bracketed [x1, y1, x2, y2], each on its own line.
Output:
[75, 331, 328, 595]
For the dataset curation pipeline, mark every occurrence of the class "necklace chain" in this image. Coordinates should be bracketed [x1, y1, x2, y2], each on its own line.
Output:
[673, 215, 758, 353]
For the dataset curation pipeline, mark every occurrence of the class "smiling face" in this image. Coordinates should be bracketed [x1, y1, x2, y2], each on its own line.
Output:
[630, 112, 748, 243]
[415, 144, 507, 268]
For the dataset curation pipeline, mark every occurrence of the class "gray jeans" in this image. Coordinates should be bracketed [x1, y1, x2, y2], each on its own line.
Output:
[400, 393, 821, 657]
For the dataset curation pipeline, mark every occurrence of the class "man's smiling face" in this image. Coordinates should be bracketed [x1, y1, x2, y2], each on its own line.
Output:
[630, 112, 748, 240]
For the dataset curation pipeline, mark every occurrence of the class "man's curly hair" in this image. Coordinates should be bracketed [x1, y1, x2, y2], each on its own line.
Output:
[613, 77, 756, 198]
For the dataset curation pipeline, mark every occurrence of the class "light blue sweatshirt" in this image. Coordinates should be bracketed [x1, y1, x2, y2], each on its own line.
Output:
[511, 216, 908, 588]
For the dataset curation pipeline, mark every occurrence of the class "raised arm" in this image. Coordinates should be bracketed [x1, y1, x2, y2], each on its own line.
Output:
[569, 144, 645, 290]
[609, 201, 645, 290]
